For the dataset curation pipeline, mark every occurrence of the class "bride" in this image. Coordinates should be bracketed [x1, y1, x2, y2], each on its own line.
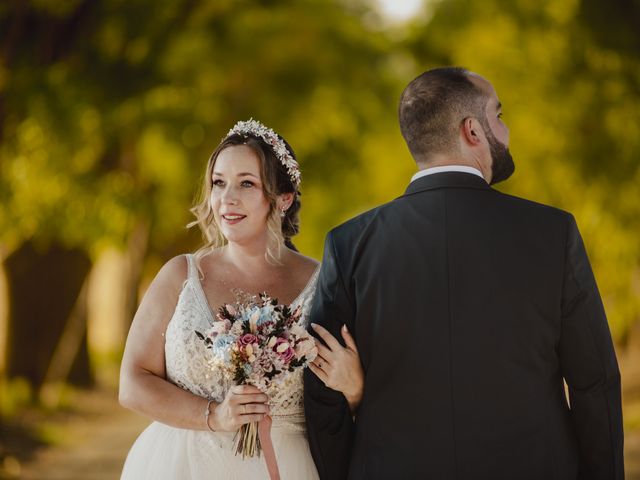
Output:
[119, 119, 363, 479]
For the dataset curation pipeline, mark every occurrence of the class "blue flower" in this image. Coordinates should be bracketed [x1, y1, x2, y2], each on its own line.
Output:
[213, 334, 235, 350]
[257, 306, 274, 326]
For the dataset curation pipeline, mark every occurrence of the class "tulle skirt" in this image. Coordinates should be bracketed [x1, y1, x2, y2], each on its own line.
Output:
[121, 421, 319, 480]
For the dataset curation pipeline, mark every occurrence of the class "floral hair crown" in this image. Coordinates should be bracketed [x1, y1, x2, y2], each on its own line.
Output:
[226, 118, 301, 188]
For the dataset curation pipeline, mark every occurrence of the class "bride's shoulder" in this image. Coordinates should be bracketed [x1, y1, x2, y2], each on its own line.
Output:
[286, 252, 320, 285]
[152, 249, 225, 293]
[136, 254, 190, 308]
[288, 251, 319, 271]
[153, 254, 190, 289]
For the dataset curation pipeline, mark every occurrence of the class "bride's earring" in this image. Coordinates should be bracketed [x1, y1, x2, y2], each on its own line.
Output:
[280, 208, 287, 218]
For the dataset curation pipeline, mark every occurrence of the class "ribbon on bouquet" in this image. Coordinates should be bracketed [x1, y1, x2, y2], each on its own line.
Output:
[258, 415, 280, 480]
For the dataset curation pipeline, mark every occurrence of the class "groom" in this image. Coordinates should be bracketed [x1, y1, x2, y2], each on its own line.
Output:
[304, 67, 624, 479]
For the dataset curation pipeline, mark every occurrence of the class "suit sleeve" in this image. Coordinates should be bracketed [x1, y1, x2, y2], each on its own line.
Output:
[558, 214, 624, 480]
[304, 231, 356, 480]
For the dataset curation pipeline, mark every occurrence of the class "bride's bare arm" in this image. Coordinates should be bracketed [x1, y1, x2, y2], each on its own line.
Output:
[119, 255, 268, 431]
[308, 323, 364, 414]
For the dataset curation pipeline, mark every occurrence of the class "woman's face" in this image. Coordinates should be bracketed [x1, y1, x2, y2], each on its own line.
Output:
[210, 145, 271, 246]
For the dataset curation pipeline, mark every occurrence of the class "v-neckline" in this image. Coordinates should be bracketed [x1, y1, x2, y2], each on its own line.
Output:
[191, 263, 320, 325]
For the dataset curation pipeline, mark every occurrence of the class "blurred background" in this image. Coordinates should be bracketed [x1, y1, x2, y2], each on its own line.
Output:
[0, 0, 639, 478]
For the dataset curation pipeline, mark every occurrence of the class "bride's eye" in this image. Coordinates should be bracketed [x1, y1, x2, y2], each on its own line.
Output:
[212, 179, 225, 187]
[241, 180, 255, 188]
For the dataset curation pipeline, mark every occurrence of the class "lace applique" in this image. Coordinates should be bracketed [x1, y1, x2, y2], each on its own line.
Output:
[163, 255, 320, 424]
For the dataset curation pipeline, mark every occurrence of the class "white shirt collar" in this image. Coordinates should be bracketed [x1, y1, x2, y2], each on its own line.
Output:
[411, 165, 486, 183]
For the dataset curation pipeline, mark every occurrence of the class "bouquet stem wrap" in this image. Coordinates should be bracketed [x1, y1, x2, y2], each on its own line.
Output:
[233, 416, 280, 480]
[258, 416, 280, 480]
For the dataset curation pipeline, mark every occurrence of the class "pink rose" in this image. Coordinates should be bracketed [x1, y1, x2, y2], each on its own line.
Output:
[274, 338, 295, 363]
[238, 334, 258, 347]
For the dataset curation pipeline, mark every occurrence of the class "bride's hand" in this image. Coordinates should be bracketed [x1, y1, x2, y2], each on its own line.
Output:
[211, 385, 270, 432]
[309, 323, 364, 414]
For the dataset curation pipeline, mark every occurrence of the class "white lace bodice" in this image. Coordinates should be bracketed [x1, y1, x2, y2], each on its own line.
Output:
[164, 254, 319, 427]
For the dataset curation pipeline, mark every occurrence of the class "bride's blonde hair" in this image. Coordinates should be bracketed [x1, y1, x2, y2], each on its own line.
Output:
[188, 134, 301, 265]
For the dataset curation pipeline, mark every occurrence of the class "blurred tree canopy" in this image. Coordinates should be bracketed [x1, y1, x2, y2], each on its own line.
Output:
[0, 0, 401, 391]
[0, 0, 399, 256]
[0, 0, 638, 396]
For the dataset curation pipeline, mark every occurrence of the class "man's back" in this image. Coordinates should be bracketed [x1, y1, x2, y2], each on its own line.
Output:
[305, 172, 623, 480]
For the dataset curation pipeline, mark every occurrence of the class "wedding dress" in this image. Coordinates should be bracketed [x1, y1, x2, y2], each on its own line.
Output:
[121, 254, 320, 479]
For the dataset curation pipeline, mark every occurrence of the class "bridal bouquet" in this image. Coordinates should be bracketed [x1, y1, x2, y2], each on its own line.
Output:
[195, 292, 317, 460]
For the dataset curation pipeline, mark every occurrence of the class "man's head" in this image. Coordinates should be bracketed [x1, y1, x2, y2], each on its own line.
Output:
[398, 67, 514, 185]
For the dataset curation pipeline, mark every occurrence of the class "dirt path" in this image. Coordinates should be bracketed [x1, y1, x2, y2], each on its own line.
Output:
[10, 390, 149, 480]
[8, 390, 640, 479]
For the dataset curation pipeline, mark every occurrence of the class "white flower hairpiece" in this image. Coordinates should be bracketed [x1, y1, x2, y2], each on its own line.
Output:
[226, 118, 301, 188]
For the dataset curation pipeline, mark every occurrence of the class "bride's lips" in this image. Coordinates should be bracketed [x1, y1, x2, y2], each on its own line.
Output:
[221, 213, 247, 225]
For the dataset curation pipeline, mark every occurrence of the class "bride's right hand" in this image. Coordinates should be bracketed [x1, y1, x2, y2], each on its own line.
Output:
[211, 385, 270, 431]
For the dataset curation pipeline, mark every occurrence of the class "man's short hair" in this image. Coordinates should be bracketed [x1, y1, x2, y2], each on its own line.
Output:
[399, 67, 488, 163]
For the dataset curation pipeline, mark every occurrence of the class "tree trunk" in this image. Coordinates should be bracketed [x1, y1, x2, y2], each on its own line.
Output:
[39, 276, 91, 407]
[122, 220, 150, 331]
[3, 241, 92, 392]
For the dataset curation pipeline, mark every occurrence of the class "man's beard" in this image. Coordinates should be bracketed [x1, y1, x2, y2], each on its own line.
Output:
[485, 128, 515, 185]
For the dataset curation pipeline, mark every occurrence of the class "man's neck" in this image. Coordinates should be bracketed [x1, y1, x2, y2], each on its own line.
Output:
[416, 156, 489, 182]
[411, 164, 486, 183]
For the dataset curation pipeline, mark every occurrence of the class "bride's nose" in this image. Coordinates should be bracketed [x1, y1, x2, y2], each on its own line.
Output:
[221, 185, 239, 205]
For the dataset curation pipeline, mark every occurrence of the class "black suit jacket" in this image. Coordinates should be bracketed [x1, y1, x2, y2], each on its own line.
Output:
[304, 172, 623, 480]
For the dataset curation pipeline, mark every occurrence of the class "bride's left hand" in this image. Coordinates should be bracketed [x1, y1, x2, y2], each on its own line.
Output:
[309, 323, 364, 414]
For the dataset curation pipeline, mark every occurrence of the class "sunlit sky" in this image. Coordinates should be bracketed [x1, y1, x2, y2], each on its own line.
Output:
[375, 0, 425, 22]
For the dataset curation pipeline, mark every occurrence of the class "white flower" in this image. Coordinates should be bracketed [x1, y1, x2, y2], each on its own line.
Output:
[209, 321, 229, 336]
[289, 323, 306, 338]
[295, 338, 317, 361]
[249, 309, 260, 333]
[230, 321, 244, 337]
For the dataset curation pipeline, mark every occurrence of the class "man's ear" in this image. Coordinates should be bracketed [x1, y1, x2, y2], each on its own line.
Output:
[461, 117, 485, 146]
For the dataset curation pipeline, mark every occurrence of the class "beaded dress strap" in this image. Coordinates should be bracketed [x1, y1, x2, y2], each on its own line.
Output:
[186, 254, 198, 282]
